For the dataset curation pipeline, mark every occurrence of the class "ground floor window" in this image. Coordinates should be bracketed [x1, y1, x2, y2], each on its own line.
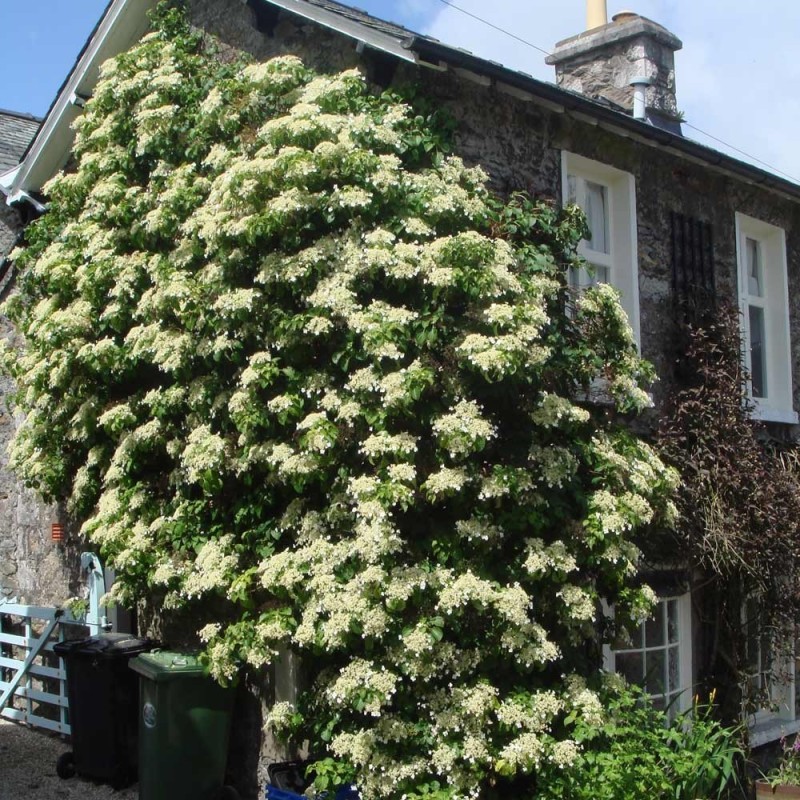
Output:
[741, 597, 798, 744]
[605, 592, 692, 718]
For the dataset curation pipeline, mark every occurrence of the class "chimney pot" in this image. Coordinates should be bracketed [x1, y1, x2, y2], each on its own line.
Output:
[586, 0, 608, 30]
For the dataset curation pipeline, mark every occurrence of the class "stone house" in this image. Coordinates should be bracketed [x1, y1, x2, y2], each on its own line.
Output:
[3, 0, 800, 788]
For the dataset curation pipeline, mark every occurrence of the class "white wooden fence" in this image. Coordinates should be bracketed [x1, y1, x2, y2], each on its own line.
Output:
[0, 553, 108, 734]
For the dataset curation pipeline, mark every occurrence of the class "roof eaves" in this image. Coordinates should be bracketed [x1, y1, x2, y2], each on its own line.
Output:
[0, 109, 43, 125]
[8, 0, 156, 203]
[263, 0, 419, 64]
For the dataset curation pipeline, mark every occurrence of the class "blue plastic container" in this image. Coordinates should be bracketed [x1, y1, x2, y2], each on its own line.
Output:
[266, 785, 358, 800]
[265, 760, 359, 800]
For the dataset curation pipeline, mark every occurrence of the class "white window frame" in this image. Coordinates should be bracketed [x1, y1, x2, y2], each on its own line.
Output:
[741, 597, 800, 746]
[562, 151, 640, 345]
[603, 592, 693, 716]
[735, 213, 796, 424]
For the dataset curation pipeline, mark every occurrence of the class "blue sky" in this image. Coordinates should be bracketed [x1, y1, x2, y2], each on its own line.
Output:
[1, 1, 110, 117]
[1, 1, 796, 182]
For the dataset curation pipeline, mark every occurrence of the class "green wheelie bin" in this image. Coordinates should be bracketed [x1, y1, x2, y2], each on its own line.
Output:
[129, 650, 238, 800]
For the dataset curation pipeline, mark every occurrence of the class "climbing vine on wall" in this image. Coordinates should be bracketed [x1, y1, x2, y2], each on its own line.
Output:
[4, 6, 677, 799]
[659, 301, 800, 720]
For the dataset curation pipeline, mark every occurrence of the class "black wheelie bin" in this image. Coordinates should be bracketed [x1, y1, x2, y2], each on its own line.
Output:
[54, 633, 152, 787]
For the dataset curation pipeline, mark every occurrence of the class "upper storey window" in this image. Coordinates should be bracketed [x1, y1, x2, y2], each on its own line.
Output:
[562, 152, 640, 344]
[735, 213, 795, 423]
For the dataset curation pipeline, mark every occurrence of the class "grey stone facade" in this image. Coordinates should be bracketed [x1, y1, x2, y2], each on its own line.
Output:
[176, 1, 800, 792]
[189, 0, 800, 419]
[0, 112, 79, 606]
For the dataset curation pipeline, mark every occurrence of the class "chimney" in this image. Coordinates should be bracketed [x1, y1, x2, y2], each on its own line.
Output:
[545, 8, 683, 134]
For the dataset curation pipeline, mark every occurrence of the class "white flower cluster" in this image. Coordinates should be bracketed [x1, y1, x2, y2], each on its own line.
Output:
[326, 659, 399, 717]
[523, 538, 578, 576]
[432, 400, 496, 458]
[359, 431, 418, 460]
[181, 424, 227, 484]
[528, 444, 578, 488]
[182, 535, 240, 600]
[423, 467, 470, 500]
[532, 393, 590, 428]
[557, 584, 595, 622]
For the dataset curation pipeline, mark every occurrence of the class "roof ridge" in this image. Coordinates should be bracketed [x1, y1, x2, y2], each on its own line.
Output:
[0, 109, 42, 123]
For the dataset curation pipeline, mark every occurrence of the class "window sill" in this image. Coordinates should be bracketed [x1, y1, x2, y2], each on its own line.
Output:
[749, 716, 800, 748]
[750, 403, 799, 425]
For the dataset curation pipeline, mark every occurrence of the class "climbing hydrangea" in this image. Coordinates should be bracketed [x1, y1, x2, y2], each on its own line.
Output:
[3, 7, 677, 800]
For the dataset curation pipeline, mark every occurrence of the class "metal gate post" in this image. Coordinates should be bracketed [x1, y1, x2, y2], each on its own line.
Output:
[81, 553, 110, 635]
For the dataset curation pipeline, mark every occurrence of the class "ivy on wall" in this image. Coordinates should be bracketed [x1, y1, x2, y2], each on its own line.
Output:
[4, 6, 677, 798]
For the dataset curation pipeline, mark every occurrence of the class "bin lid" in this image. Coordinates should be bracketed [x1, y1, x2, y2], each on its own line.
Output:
[129, 650, 209, 682]
[53, 633, 152, 659]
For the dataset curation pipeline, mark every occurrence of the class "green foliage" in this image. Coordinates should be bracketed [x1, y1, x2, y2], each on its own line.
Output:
[4, 5, 678, 799]
[536, 684, 744, 800]
[762, 735, 800, 789]
[308, 756, 357, 793]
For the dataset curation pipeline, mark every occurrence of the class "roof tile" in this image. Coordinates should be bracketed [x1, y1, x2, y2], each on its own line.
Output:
[0, 111, 41, 173]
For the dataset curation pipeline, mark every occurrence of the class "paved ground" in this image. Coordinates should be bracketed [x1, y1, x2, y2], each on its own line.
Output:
[0, 718, 138, 800]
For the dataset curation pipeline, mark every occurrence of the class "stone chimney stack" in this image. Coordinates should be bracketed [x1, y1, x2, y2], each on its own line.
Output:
[546, 10, 683, 134]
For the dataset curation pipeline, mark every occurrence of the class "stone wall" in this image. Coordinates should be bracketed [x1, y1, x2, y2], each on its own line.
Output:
[0, 202, 80, 606]
[0, 1, 790, 792]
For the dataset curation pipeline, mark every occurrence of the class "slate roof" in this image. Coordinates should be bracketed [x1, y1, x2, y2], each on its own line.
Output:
[304, 0, 431, 40]
[0, 110, 41, 173]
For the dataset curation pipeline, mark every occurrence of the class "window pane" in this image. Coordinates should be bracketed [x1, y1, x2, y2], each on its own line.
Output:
[629, 620, 643, 649]
[667, 692, 682, 720]
[592, 264, 610, 284]
[667, 599, 679, 644]
[584, 181, 610, 255]
[748, 305, 767, 398]
[568, 263, 609, 292]
[747, 238, 763, 297]
[645, 601, 666, 647]
[567, 174, 578, 206]
[616, 651, 643, 685]
[668, 645, 680, 693]
[645, 649, 666, 695]
[610, 595, 689, 712]
[651, 695, 666, 711]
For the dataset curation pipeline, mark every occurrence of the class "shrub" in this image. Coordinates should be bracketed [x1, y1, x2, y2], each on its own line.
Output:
[536, 684, 744, 800]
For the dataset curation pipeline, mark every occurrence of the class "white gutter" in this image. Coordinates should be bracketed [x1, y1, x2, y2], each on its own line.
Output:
[0, 166, 20, 196]
[7, 0, 155, 205]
